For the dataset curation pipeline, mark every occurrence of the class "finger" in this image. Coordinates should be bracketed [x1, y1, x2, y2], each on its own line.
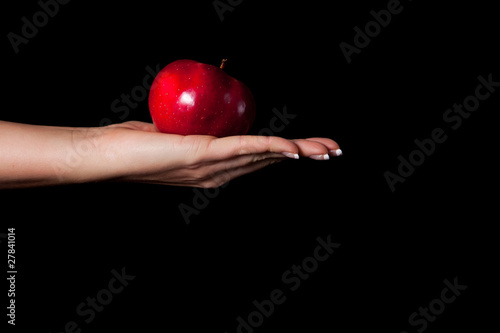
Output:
[203, 136, 299, 161]
[200, 152, 286, 177]
[110, 121, 160, 132]
[143, 152, 285, 187]
[291, 139, 331, 160]
[198, 157, 284, 188]
[304, 137, 343, 157]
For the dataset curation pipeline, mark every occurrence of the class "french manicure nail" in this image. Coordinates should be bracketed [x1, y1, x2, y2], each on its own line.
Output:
[281, 152, 299, 159]
[329, 149, 343, 157]
[309, 154, 330, 160]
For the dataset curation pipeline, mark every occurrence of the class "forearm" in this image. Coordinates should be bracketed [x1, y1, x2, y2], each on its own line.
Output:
[0, 121, 105, 189]
[0, 120, 341, 189]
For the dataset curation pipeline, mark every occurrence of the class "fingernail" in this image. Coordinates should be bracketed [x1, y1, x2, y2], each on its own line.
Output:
[281, 152, 299, 159]
[329, 149, 343, 157]
[309, 154, 330, 160]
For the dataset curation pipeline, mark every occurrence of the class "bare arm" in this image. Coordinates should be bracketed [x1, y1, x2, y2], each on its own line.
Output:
[0, 121, 94, 188]
[0, 120, 341, 189]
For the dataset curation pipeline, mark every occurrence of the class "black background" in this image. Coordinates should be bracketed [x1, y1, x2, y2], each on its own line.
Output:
[1, 0, 498, 332]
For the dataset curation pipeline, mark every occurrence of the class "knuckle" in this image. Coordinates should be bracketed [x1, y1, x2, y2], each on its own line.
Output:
[199, 178, 222, 189]
[203, 172, 231, 188]
[261, 135, 273, 151]
[237, 136, 249, 155]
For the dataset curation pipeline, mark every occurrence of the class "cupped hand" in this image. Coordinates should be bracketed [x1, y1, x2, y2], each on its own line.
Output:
[100, 121, 342, 188]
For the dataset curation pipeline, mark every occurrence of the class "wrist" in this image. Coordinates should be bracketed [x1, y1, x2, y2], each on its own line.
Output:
[53, 126, 112, 184]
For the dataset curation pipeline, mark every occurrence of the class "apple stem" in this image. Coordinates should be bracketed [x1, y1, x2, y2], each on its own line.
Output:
[220, 59, 228, 70]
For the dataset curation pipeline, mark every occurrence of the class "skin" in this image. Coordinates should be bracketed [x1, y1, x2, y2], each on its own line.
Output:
[0, 120, 341, 189]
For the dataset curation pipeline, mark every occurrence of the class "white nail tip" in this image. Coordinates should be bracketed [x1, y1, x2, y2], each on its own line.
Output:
[282, 152, 299, 159]
[309, 154, 329, 160]
[330, 149, 343, 156]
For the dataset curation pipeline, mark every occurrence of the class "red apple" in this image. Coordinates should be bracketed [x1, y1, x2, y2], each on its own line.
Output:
[148, 59, 256, 137]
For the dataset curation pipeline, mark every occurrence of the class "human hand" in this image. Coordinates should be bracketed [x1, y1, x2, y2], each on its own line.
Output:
[0, 120, 341, 189]
[97, 121, 342, 188]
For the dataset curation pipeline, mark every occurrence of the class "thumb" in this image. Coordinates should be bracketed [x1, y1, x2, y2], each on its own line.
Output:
[111, 121, 160, 132]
